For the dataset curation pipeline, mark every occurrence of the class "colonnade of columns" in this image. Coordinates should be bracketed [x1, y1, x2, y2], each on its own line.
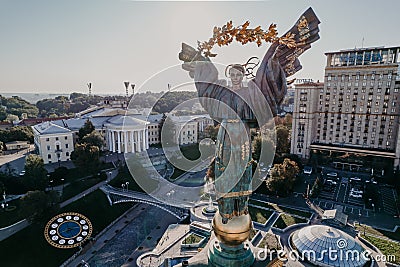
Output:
[107, 129, 149, 153]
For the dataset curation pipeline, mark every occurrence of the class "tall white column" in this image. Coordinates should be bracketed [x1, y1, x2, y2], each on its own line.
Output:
[111, 131, 115, 152]
[136, 131, 141, 152]
[130, 131, 134, 153]
[124, 131, 128, 153]
[107, 131, 111, 150]
[142, 129, 146, 151]
[145, 129, 149, 149]
[117, 131, 121, 153]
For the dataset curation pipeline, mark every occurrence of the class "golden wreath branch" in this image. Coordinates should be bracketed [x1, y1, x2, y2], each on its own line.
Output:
[197, 21, 296, 57]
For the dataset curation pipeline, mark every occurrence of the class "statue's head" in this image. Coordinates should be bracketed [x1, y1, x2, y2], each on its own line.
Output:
[225, 57, 259, 89]
[225, 64, 245, 88]
[227, 64, 245, 88]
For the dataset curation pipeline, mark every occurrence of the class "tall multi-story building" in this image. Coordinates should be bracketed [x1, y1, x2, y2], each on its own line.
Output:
[291, 80, 324, 159]
[291, 46, 400, 169]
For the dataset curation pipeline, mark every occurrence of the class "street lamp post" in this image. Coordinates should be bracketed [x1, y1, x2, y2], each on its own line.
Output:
[125, 181, 129, 191]
[122, 184, 125, 191]
[2, 191, 7, 210]
[108, 171, 112, 181]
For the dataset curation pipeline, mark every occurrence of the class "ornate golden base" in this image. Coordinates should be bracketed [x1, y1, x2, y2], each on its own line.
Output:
[212, 212, 252, 246]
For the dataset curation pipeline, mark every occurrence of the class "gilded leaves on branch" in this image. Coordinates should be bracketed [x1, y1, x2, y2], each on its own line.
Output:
[197, 20, 296, 57]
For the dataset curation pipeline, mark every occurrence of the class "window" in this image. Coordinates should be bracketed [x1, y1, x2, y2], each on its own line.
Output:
[65, 136, 68, 140]
[47, 145, 50, 150]
[66, 152, 70, 157]
[46, 138, 50, 142]
[55, 137, 59, 141]
[65, 144, 69, 149]
[48, 154, 51, 159]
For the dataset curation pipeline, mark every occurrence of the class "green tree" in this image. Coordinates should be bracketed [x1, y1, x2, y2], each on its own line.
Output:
[0, 126, 34, 143]
[0, 95, 38, 118]
[252, 134, 275, 163]
[70, 143, 100, 173]
[275, 125, 290, 156]
[19, 190, 59, 223]
[24, 154, 47, 190]
[0, 106, 6, 121]
[6, 114, 19, 122]
[81, 131, 104, 149]
[266, 158, 299, 196]
[78, 119, 95, 140]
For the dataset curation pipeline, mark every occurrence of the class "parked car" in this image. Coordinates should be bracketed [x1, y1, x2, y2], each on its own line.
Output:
[303, 166, 313, 175]
[326, 179, 337, 185]
[19, 170, 25, 176]
[351, 188, 363, 194]
[326, 172, 338, 177]
[350, 177, 361, 182]
[350, 192, 363, 198]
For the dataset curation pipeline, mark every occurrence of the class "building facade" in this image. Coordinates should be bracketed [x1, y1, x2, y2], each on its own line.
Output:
[291, 81, 324, 159]
[32, 122, 75, 164]
[32, 106, 213, 163]
[291, 46, 400, 169]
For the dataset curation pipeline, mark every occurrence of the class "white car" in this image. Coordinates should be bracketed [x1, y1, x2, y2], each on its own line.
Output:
[303, 166, 313, 175]
[350, 177, 361, 182]
[351, 188, 363, 194]
[326, 172, 338, 177]
[326, 179, 337, 185]
[350, 192, 363, 198]
[19, 170, 25, 176]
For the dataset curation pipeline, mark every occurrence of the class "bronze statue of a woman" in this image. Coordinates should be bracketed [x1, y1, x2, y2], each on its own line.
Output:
[180, 7, 320, 266]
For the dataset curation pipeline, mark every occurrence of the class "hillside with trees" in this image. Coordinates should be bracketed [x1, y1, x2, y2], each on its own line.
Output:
[0, 95, 39, 120]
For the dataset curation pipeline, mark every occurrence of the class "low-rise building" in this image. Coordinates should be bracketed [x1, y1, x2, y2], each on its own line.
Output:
[32, 122, 74, 164]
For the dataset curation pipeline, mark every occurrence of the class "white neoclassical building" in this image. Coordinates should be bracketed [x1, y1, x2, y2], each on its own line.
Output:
[32, 106, 214, 163]
[105, 116, 149, 153]
[32, 122, 75, 164]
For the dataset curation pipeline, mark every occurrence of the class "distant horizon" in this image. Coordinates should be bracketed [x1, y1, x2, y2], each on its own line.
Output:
[1, 0, 399, 94]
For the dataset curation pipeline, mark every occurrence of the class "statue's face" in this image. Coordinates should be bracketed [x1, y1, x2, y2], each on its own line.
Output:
[229, 68, 244, 87]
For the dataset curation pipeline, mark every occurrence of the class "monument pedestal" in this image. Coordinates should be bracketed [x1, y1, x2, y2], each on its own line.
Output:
[208, 212, 255, 267]
[208, 238, 254, 267]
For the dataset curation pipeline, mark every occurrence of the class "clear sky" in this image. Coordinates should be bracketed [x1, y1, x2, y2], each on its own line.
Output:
[0, 0, 399, 95]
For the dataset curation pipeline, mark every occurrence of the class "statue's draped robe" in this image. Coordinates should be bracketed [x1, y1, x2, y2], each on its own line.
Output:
[193, 7, 320, 221]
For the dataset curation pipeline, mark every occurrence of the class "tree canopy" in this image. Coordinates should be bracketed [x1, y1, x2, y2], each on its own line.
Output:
[70, 143, 100, 173]
[266, 158, 299, 196]
[0, 95, 38, 119]
[81, 131, 105, 149]
[0, 126, 34, 144]
[78, 119, 95, 140]
[24, 154, 48, 190]
[19, 190, 59, 223]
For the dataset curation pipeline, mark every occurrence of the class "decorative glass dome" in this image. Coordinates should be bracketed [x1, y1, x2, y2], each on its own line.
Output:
[290, 225, 369, 267]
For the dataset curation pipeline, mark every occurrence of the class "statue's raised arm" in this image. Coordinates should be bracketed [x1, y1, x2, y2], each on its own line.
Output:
[179, 7, 320, 119]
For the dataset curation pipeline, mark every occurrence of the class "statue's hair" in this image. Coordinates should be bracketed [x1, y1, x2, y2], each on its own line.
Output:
[225, 57, 260, 79]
